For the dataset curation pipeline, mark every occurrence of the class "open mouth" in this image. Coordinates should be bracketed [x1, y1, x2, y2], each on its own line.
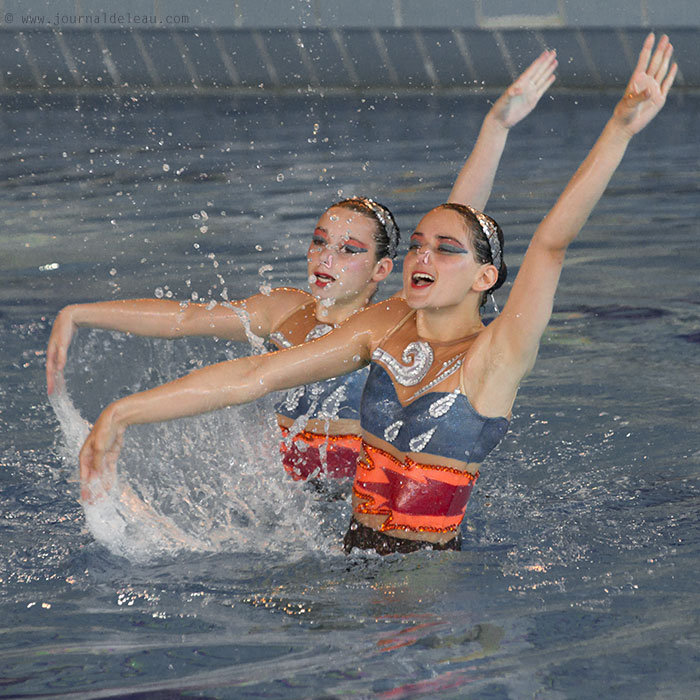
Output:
[313, 272, 336, 288]
[411, 272, 435, 288]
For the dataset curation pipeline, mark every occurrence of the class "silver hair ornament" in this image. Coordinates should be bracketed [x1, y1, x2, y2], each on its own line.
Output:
[467, 206, 502, 270]
[353, 196, 399, 259]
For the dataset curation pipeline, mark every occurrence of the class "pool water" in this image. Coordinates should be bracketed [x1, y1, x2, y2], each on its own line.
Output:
[1, 91, 699, 699]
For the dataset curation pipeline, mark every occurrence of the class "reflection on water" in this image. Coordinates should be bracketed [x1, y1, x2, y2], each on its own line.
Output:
[0, 93, 698, 698]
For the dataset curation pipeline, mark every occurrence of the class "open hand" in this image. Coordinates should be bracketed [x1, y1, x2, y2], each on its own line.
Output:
[79, 403, 126, 502]
[491, 49, 558, 129]
[613, 33, 677, 136]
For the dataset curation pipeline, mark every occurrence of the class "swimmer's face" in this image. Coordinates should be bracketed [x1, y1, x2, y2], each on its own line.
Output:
[307, 206, 389, 308]
[403, 207, 491, 311]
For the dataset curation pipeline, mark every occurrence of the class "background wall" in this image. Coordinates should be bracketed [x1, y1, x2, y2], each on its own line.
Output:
[0, 0, 696, 90]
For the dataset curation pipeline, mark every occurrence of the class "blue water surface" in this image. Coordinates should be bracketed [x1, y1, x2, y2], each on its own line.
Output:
[1, 91, 699, 699]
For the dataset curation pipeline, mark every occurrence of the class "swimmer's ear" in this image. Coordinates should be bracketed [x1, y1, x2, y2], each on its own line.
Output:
[472, 264, 498, 294]
[371, 257, 394, 283]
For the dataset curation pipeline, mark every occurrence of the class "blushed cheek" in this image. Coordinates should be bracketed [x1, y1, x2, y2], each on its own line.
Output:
[341, 257, 373, 279]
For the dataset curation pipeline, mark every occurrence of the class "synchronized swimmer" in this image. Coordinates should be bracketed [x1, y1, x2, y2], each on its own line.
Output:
[53, 35, 676, 555]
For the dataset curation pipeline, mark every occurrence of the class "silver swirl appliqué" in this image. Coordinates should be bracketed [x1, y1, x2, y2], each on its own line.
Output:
[372, 341, 434, 387]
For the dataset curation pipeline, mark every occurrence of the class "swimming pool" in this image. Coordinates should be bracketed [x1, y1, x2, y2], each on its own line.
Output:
[1, 91, 698, 698]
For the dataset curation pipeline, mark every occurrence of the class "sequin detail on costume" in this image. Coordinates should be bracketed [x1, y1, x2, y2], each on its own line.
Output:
[284, 386, 306, 412]
[372, 341, 433, 387]
[318, 385, 348, 421]
[354, 443, 479, 533]
[279, 426, 361, 480]
[269, 331, 292, 349]
[304, 323, 334, 342]
[408, 427, 437, 452]
[383, 420, 404, 443]
[407, 357, 463, 401]
[428, 391, 459, 418]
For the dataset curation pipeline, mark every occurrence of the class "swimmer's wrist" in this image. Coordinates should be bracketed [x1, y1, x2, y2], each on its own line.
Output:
[484, 110, 511, 133]
[64, 303, 91, 329]
[605, 115, 637, 143]
[110, 396, 138, 429]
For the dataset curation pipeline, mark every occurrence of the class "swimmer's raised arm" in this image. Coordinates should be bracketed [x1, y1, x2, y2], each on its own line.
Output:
[449, 49, 558, 211]
[46, 288, 310, 394]
[78, 299, 404, 498]
[487, 33, 676, 390]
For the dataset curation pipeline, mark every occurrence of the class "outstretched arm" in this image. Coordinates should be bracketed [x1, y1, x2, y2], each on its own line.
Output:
[46, 288, 309, 394]
[448, 49, 558, 211]
[77, 299, 400, 500]
[488, 34, 677, 392]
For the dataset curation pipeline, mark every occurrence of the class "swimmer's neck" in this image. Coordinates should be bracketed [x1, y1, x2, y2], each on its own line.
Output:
[415, 305, 484, 343]
[312, 287, 376, 326]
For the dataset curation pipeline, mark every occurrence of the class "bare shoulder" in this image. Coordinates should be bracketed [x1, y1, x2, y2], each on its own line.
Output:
[241, 286, 311, 318]
[358, 296, 413, 348]
[253, 287, 311, 307]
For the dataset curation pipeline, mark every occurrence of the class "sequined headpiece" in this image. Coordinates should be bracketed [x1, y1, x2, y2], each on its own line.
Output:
[467, 205, 502, 270]
[345, 196, 400, 259]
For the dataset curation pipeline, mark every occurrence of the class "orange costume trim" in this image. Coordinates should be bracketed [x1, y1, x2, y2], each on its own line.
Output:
[279, 426, 362, 480]
[353, 442, 478, 534]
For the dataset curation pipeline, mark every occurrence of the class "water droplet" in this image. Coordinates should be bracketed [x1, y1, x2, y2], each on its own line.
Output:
[154, 287, 164, 298]
[109, 268, 117, 276]
[162, 164, 170, 172]
[276, 173, 284, 182]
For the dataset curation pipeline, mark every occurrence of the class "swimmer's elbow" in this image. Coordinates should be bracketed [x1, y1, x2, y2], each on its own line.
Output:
[232, 359, 272, 404]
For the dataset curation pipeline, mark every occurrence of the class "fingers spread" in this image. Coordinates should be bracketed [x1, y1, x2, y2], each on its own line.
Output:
[531, 50, 557, 84]
[661, 62, 678, 96]
[634, 32, 655, 74]
[646, 34, 670, 78]
[540, 73, 557, 96]
[521, 49, 555, 83]
[654, 43, 674, 83]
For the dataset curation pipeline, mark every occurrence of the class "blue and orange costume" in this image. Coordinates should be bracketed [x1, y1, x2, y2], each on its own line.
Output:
[345, 301, 509, 553]
[268, 295, 367, 481]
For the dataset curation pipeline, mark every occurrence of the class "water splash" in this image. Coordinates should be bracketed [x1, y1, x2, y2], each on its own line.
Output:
[51, 332, 339, 562]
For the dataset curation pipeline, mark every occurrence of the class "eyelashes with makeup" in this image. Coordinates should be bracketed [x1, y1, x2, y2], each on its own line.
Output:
[408, 240, 468, 255]
[310, 235, 368, 255]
